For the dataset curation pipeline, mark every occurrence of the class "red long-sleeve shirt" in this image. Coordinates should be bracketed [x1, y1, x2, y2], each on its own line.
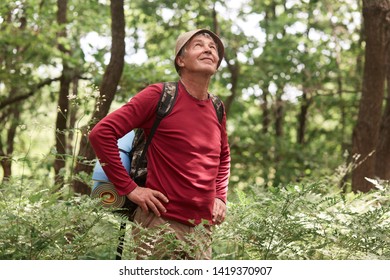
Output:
[89, 81, 230, 225]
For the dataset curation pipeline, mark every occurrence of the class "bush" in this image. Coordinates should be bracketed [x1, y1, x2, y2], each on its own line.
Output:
[1, 169, 389, 260]
[213, 179, 390, 260]
[0, 177, 122, 260]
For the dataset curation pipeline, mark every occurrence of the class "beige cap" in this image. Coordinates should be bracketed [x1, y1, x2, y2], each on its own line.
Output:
[174, 29, 224, 73]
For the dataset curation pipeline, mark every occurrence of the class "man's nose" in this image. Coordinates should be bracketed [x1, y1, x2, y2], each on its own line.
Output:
[204, 46, 212, 53]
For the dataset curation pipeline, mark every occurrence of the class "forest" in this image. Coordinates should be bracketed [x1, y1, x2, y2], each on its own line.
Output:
[0, 0, 389, 260]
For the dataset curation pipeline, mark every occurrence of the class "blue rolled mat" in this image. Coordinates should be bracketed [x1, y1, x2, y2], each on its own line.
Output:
[91, 131, 135, 208]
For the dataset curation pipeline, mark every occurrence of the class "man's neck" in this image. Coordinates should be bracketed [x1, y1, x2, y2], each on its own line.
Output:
[180, 75, 211, 100]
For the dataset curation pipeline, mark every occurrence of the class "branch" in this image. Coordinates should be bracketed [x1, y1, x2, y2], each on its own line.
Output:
[0, 77, 60, 111]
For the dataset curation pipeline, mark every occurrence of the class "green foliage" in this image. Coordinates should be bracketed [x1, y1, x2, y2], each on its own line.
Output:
[0, 177, 121, 260]
[124, 222, 211, 260]
[1, 0, 389, 261]
[1, 155, 389, 260]
[213, 179, 390, 260]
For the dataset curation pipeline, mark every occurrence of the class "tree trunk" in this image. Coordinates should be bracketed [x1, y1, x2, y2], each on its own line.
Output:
[212, 4, 238, 116]
[351, 0, 390, 192]
[0, 105, 19, 182]
[275, 93, 284, 138]
[54, 69, 71, 187]
[72, 0, 125, 194]
[262, 87, 270, 134]
[375, 52, 390, 179]
[297, 89, 311, 144]
[67, 76, 79, 154]
[54, 0, 71, 187]
[224, 61, 239, 116]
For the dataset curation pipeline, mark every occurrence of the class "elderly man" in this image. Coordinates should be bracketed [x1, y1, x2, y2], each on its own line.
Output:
[89, 29, 230, 259]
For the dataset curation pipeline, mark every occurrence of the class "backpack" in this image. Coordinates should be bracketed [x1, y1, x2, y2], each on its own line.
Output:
[92, 81, 224, 260]
[91, 82, 224, 219]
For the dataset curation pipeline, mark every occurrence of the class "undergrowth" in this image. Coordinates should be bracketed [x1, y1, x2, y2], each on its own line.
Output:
[1, 172, 389, 260]
[213, 180, 390, 260]
[0, 177, 121, 260]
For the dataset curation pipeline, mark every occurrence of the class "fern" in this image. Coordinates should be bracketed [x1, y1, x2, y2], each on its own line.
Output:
[213, 180, 390, 260]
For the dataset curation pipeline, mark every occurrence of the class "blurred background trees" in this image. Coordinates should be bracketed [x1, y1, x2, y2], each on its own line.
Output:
[1, 0, 389, 194]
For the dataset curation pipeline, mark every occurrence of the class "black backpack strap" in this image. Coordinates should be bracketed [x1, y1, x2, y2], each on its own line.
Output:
[134, 82, 178, 175]
[156, 82, 178, 118]
[209, 93, 224, 124]
[116, 221, 126, 260]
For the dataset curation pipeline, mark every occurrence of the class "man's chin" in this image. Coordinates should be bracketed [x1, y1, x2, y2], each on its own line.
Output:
[200, 65, 218, 75]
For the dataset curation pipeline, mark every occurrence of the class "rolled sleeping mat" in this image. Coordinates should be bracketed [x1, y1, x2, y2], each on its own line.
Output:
[117, 130, 134, 155]
[91, 182, 126, 208]
[91, 148, 132, 189]
[91, 131, 135, 208]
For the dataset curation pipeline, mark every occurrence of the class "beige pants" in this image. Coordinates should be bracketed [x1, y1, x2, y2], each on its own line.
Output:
[132, 207, 212, 260]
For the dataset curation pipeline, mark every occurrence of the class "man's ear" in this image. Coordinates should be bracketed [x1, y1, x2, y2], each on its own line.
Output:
[176, 56, 185, 67]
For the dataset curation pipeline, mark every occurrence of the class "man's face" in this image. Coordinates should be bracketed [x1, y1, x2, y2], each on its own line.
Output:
[176, 34, 219, 75]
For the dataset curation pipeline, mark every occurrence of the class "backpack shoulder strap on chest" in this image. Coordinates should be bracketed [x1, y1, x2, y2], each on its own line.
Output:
[159, 82, 223, 124]
[156, 82, 178, 119]
[209, 93, 224, 124]
[135, 82, 178, 160]
[131, 82, 178, 182]
[143, 82, 178, 146]
[141, 81, 178, 147]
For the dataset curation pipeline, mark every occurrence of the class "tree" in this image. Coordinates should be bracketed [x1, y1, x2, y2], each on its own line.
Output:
[0, 5, 25, 181]
[2, 0, 385, 195]
[375, 39, 390, 180]
[0, 1, 58, 181]
[72, 0, 125, 194]
[352, 0, 390, 192]
[54, 0, 72, 187]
